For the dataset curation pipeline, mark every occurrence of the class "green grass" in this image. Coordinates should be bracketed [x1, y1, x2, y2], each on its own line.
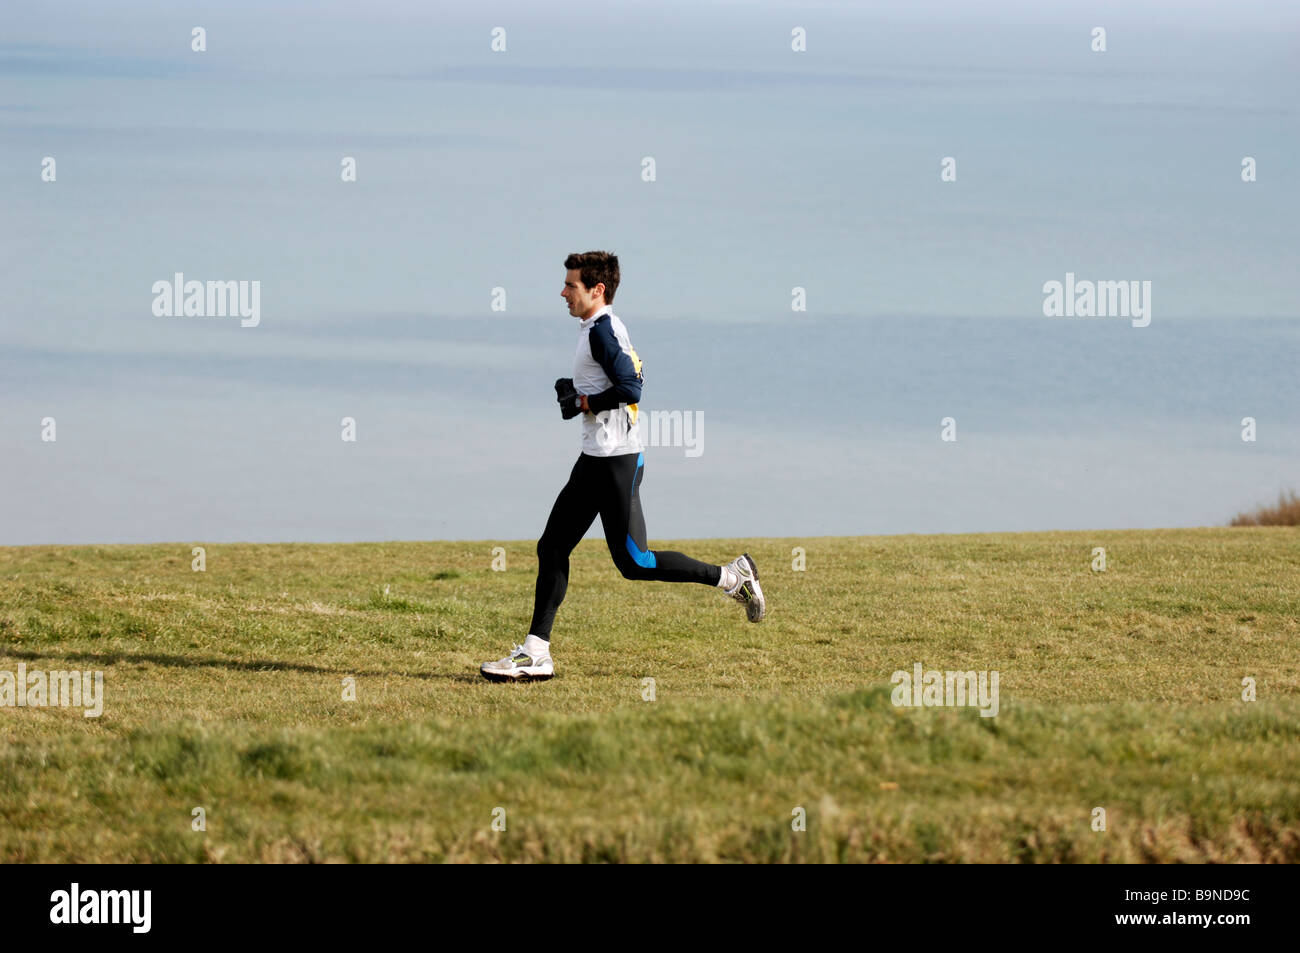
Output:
[1, 528, 1298, 862]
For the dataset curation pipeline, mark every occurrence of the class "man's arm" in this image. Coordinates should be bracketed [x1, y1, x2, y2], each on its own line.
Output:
[584, 319, 643, 413]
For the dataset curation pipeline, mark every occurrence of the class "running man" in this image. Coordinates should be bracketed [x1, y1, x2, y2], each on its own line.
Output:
[480, 251, 764, 682]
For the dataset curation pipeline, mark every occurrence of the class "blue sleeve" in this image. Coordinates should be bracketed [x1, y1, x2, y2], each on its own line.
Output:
[586, 318, 643, 412]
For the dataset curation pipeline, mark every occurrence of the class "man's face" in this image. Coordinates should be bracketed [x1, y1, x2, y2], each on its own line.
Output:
[562, 269, 605, 319]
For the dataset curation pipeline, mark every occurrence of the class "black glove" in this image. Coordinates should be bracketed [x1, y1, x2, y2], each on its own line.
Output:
[555, 378, 583, 420]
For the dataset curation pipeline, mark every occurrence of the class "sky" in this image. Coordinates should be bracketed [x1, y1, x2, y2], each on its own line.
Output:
[1, 0, 1297, 545]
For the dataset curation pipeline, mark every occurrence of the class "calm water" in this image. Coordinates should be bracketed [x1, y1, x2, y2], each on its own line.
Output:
[3, 315, 1295, 543]
[2, 1, 1296, 543]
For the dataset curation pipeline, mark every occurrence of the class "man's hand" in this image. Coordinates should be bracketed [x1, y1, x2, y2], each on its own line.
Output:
[555, 378, 584, 420]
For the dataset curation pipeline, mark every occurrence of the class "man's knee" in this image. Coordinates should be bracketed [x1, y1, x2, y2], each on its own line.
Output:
[611, 547, 654, 581]
[537, 536, 568, 566]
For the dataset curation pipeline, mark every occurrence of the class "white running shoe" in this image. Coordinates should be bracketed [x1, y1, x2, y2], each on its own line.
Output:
[724, 553, 765, 622]
[480, 643, 554, 682]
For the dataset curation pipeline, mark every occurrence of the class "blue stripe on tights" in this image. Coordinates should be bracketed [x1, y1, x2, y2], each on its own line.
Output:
[625, 453, 656, 567]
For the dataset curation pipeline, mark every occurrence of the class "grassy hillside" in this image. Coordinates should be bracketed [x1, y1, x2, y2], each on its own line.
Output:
[1, 528, 1297, 862]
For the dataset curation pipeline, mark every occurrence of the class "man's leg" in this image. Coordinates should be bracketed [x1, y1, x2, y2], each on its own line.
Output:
[598, 452, 724, 585]
[528, 454, 601, 640]
[481, 455, 599, 680]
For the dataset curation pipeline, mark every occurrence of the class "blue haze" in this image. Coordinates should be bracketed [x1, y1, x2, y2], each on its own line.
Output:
[1, 1, 1297, 544]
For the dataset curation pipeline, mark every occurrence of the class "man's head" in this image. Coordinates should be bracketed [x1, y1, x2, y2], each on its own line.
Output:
[562, 251, 620, 319]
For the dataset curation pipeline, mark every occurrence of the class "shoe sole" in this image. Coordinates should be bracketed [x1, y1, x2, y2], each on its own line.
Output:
[480, 667, 554, 683]
[742, 553, 765, 622]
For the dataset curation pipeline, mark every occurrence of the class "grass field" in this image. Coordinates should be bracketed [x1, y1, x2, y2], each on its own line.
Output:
[1, 528, 1298, 863]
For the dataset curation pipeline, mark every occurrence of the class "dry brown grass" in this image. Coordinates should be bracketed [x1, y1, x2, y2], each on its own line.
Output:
[1231, 489, 1300, 526]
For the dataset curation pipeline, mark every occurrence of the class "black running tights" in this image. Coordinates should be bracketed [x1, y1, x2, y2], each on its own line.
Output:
[529, 452, 722, 639]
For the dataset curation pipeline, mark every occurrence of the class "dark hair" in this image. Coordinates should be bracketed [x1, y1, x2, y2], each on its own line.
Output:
[564, 251, 620, 304]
